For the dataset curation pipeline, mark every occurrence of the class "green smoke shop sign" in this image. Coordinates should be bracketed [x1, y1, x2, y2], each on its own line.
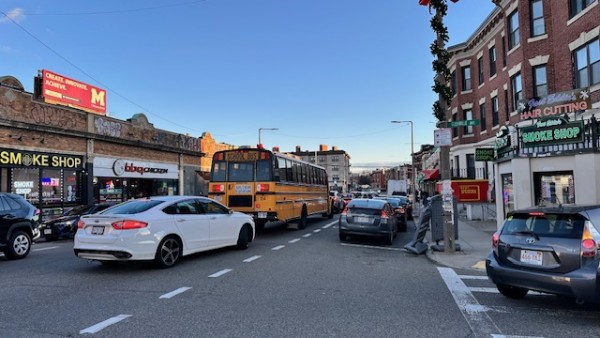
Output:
[521, 117, 584, 147]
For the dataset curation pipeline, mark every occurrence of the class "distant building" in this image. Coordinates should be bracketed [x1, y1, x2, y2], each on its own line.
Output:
[291, 145, 351, 193]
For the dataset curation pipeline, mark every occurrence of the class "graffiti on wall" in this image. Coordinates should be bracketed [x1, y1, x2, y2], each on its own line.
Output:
[94, 117, 123, 138]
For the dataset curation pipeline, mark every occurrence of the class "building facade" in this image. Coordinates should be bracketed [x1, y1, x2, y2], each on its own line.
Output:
[436, 0, 600, 225]
[1, 75, 204, 222]
[292, 145, 351, 193]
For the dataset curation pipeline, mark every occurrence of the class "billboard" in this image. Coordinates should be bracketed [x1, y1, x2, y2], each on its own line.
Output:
[39, 69, 107, 115]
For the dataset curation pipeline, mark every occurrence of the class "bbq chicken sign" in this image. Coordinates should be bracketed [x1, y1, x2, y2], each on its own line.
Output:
[38, 69, 107, 115]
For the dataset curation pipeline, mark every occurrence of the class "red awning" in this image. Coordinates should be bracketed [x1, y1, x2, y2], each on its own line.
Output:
[422, 169, 439, 181]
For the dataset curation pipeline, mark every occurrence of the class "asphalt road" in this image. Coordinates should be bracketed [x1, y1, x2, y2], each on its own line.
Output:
[1, 216, 599, 338]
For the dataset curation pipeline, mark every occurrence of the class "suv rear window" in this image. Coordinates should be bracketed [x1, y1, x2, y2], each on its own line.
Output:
[502, 213, 585, 239]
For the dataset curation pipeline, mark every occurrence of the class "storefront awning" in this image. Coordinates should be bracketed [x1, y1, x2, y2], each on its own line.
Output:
[422, 168, 439, 181]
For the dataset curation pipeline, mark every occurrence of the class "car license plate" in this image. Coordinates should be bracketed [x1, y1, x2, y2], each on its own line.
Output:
[520, 250, 543, 265]
[355, 217, 371, 224]
[235, 185, 251, 193]
[258, 212, 267, 219]
[44, 229, 52, 235]
[91, 226, 105, 235]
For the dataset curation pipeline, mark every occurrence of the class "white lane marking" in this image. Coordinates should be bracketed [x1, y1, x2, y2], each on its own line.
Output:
[322, 221, 336, 229]
[288, 239, 301, 244]
[492, 335, 546, 338]
[159, 287, 192, 299]
[243, 255, 261, 263]
[272, 245, 285, 251]
[33, 246, 60, 252]
[302, 233, 312, 238]
[458, 275, 489, 280]
[208, 269, 232, 278]
[80, 314, 131, 334]
[340, 243, 405, 251]
[313, 229, 321, 233]
[438, 267, 502, 337]
[469, 287, 499, 293]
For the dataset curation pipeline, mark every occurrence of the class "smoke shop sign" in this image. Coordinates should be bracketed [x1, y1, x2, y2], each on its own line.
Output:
[518, 88, 590, 121]
[521, 117, 584, 147]
[0, 149, 83, 169]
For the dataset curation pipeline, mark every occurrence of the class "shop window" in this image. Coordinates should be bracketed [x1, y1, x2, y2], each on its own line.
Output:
[11, 168, 39, 205]
[98, 178, 123, 203]
[502, 174, 514, 217]
[63, 170, 81, 204]
[534, 172, 575, 206]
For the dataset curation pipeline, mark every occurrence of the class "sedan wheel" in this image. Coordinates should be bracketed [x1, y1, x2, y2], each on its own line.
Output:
[236, 225, 250, 250]
[154, 237, 181, 268]
[5, 230, 31, 260]
[497, 283, 528, 299]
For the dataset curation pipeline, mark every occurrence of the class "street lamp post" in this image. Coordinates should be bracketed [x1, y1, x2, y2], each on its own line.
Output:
[390, 120, 416, 212]
[258, 127, 279, 146]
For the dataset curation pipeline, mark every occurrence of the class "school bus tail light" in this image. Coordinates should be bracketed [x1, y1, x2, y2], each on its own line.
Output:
[256, 184, 270, 192]
[212, 184, 225, 193]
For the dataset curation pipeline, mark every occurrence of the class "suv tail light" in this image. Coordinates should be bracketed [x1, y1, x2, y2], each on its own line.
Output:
[112, 220, 148, 230]
[581, 221, 600, 258]
[380, 210, 389, 223]
[491, 232, 499, 253]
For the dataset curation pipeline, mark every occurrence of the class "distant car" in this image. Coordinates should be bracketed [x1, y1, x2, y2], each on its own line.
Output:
[373, 197, 408, 232]
[341, 193, 353, 207]
[338, 198, 398, 245]
[486, 205, 600, 304]
[329, 191, 344, 213]
[42, 203, 115, 241]
[0, 193, 41, 260]
[74, 196, 255, 268]
[388, 195, 413, 220]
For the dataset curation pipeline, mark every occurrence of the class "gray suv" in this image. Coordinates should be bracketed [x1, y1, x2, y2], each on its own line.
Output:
[0, 193, 40, 260]
[486, 205, 600, 304]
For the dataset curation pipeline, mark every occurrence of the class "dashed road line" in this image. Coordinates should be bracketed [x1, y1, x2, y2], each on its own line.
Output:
[80, 314, 131, 334]
[272, 245, 285, 251]
[313, 229, 322, 233]
[303, 233, 312, 238]
[208, 269, 232, 278]
[322, 221, 336, 229]
[243, 255, 261, 262]
[458, 275, 489, 280]
[469, 287, 499, 293]
[340, 243, 406, 251]
[288, 238, 301, 243]
[438, 267, 502, 338]
[159, 287, 192, 299]
[33, 246, 60, 252]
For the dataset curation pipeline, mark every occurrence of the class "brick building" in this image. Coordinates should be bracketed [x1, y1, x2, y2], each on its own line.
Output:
[434, 0, 600, 224]
[1, 75, 204, 222]
[291, 145, 351, 193]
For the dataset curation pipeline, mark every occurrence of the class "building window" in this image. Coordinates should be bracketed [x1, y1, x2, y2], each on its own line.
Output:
[569, 0, 597, 18]
[466, 154, 475, 179]
[461, 66, 472, 91]
[502, 174, 514, 216]
[454, 155, 460, 178]
[331, 155, 339, 162]
[478, 57, 484, 85]
[533, 65, 548, 97]
[450, 70, 457, 96]
[332, 166, 339, 172]
[511, 73, 523, 111]
[480, 103, 487, 132]
[534, 171, 576, 206]
[463, 109, 473, 134]
[574, 39, 600, 88]
[452, 113, 458, 138]
[489, 46, 497, 76]
[531, 0, 545, 37]
[502, 36, 507, 67]
[492, 96, 499, 126]
[504, 88, 510, 120]
[508, 10, 520, 49]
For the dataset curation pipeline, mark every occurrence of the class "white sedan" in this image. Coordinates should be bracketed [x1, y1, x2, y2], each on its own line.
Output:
[74, 196, 255, 268]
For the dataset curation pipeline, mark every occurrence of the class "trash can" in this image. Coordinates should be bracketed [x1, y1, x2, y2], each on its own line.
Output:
[429, 195, 459, 244]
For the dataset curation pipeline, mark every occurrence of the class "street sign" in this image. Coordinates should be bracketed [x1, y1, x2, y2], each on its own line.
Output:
[434, 128, 452, 146]
[475, 148, 495, 161]
[448, 119, 480, 127]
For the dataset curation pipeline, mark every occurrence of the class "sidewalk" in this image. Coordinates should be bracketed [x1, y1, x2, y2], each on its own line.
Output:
[422, 217, 499, 271]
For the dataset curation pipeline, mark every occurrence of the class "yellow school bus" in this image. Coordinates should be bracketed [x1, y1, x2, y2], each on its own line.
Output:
[208, 148, 332, 230]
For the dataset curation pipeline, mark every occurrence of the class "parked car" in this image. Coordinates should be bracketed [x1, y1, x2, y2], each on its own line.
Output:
[373, 196, 408, 232]
[0, 193, 41, 260]
[329, 191, 344, 213]
[486, 205, 600, 304]
[42, 203, 115, 241]
[388, 195, 413, 220]
[338, 198, 398, 245]
[74, 196, 255, 268]
[341, 193, 353, 207]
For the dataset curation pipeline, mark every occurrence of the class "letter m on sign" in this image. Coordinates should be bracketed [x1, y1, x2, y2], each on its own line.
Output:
[91, 88, 106, 108]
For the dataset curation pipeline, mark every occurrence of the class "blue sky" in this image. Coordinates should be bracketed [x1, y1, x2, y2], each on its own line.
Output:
[1, 0, 496, 172]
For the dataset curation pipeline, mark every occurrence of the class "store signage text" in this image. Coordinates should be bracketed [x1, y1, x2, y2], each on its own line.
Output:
[124, 162, 168, 175]
[521, 118, 584, 147]
[0, 149, 83, 169]
[41, 69, 107, 115]
[518, 88, 590, 121]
